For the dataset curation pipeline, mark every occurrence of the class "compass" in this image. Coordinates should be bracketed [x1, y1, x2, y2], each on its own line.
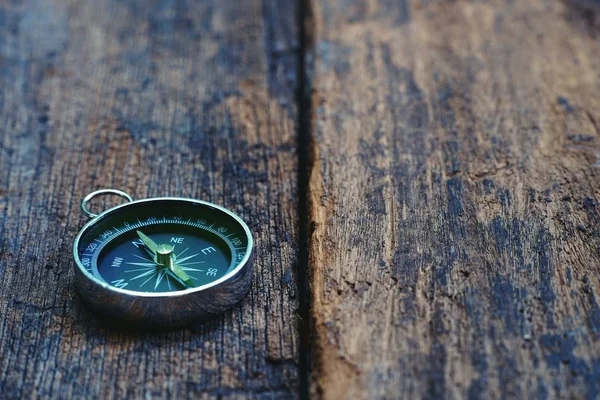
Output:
[73, 189, 253, 327]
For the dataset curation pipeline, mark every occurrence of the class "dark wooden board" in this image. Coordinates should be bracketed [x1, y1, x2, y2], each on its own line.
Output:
[307, 0, 600, 398]
[0, 0, 300, 398]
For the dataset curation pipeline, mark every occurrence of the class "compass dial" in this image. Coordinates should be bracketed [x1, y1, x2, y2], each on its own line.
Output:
[75, 199, 251, 294]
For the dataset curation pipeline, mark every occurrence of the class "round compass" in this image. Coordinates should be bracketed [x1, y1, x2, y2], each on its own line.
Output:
[73, 189, 253, 327]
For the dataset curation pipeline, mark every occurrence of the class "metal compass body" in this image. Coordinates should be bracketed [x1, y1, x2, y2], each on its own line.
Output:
[73, 189, 253, 327]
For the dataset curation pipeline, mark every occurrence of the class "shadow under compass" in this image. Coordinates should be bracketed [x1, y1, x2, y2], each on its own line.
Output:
[71, 290, 238, 334]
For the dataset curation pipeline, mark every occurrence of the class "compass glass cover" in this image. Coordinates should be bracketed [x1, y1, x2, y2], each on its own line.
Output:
[75, 199, 251, 293]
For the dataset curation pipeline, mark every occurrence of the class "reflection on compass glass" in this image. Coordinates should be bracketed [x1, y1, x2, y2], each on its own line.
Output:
[75, 200, 250, 293]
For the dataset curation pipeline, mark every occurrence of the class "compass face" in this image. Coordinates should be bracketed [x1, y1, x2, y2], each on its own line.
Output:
[74, 199, 252, 293]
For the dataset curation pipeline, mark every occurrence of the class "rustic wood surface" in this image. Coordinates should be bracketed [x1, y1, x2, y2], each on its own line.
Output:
[308, 0, 600, 398]
[3, 0, 600, 398]
[0, 0, 301, 398]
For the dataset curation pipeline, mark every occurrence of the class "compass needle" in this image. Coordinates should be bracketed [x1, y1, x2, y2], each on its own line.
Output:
[136, 230, 159, 254]
[170, 262, 195, 288]
[74, 190, 253, 325]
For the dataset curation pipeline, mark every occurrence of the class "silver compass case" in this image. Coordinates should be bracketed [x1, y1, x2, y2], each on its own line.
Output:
[72, 190, 254, 327]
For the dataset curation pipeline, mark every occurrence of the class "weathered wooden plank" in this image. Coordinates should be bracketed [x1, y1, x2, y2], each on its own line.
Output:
[0, 0, 300, 398]
[308, 0, 600, 398]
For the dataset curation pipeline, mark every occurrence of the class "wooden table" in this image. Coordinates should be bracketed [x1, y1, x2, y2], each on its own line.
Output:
[1, 0, 599, 398]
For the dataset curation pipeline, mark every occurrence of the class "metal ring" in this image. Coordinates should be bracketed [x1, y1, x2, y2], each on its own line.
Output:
[81, 189, 133, 219]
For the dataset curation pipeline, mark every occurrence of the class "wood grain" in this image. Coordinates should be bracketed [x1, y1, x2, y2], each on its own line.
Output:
[307, 0, 600, 398]
[0, 0, 300, 398]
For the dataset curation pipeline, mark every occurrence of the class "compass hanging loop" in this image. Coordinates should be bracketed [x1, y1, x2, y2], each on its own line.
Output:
[81, 189, 133, 219]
